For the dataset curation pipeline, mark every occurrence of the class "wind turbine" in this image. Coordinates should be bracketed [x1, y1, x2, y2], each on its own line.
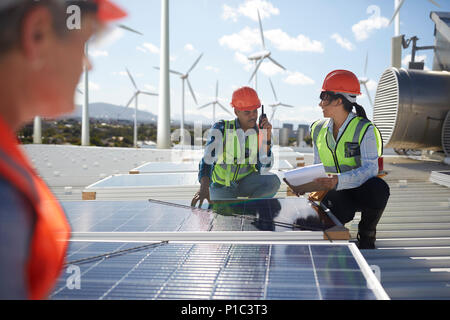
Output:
[248, 9, 286, 91]
[389, 0, 440, 36]
[125, 68, 158, 148]
[154, 53, 203, 144]
[198, 81, 233, 123]
[358, 53, 374, 108]
[268, 78, 296, 125]
[79, 24, 143, 146]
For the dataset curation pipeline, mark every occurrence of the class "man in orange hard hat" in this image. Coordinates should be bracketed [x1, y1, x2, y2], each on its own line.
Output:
[0, 0, 126, 299]
[192, 86, 280, 206]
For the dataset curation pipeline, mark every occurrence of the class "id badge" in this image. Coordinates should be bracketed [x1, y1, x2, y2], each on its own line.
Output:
[345, 142, 361, 158]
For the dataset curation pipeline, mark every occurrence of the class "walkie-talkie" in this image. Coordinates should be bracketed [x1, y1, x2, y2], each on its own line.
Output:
[259, 105, 267, 129]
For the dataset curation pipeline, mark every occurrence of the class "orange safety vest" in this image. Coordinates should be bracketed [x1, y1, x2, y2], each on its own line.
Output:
[0, 116, 71, 300]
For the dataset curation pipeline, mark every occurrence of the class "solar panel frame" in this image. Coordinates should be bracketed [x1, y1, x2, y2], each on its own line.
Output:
[51, 241, 388, 300]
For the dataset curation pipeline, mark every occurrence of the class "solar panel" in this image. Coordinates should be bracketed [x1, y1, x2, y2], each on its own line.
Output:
[50, 242, 387, 300]
[131, 162, 199, 174]
[61, 198, 338, 235]
[86, 173, 200, 188]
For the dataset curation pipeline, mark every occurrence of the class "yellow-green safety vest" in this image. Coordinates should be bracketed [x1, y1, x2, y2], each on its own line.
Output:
[311, 116, 383, 174]
[211, 120, 259, 187]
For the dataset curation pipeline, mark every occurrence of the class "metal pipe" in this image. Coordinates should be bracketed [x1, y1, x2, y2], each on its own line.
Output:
[373, 68, 450, 150]
[157, 0, 171, 149]
[81, 44, 90, 146]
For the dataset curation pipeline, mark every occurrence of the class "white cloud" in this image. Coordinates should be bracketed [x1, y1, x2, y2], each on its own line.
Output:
[89, 81, 100, 91]
[283, 71, 315, 86]
[222, 0, 280, 22]
[259, 61, 284, 77]
[91, 27, 124, 49]
[89, 49, 109, 57]
[402, 54, 427, 67]
[330, 33, 355, 51]
[265, 29, 324, 53]
[144, 84, 157, 92]
[219, 27, 261, 53]
[234, 52, 253, 71]
[366, 79, 378, 91]
[111, 71, 128, 77]
[184, 43, 196, 52]
[137, 42, 160, 55]
[205, 66, 220, 73]
[220, 27, 324, 53]
[352, 5, 389, 41]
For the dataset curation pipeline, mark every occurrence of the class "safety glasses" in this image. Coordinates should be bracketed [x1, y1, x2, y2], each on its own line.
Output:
[319, 91, 337, 102]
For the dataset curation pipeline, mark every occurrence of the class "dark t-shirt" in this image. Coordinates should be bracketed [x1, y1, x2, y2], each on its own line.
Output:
[0, 178, 35, 299]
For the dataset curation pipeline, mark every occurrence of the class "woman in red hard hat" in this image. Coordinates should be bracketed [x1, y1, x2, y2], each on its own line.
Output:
[0, 0, 126, 299]
[192, 86, 280, 206]
[284, 70, 390, 249]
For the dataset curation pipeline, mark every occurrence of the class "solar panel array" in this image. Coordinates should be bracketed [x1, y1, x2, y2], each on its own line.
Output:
[51, 242, 379, 300]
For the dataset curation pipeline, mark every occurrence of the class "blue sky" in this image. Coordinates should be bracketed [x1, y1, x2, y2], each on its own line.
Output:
[78, 0, 450, 128]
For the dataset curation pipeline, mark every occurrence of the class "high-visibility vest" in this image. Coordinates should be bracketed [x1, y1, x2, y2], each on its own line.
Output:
[0, 116, 71, 300]
[311, 116, 383, 174]
[211, 120, 258, 187]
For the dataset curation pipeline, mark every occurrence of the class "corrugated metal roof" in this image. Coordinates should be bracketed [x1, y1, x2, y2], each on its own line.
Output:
[348, 161, 450, 299]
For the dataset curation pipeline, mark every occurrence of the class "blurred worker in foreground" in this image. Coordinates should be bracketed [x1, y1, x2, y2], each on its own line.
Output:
[192, 87, 281, 207]
[0, 0, 126, 299]
[284, 70, 390, 249]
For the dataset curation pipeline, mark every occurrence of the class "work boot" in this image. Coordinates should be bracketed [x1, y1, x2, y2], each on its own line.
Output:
[356, 231, 376, 250]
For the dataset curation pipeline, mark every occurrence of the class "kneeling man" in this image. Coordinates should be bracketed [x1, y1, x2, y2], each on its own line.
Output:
[191, 87, 280, 206]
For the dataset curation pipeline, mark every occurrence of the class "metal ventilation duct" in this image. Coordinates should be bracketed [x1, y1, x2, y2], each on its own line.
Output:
[373, 68, 450, 151]
[442, 111, 450, 157]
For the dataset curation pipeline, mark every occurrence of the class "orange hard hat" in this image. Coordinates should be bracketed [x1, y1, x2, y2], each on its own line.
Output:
[95, 0, 127, 22]
[322, 70, 361, 95]
[231, 87, 261, 111]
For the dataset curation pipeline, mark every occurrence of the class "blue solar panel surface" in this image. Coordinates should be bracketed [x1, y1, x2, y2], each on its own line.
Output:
[61, 198, 334, 233]
[51, 242, 378, 300]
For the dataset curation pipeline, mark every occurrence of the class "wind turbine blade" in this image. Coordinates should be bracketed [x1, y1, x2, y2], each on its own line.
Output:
[363, 83, 374, 108]
[269, 78, 278, 101]
[280, 103, 295, 108]
[217, 101, 233, 116]
[187, 53, 203, 75]
[249, 58, 264, 83]
[118, 24, 143, 36]
[268, 56, 286, 70]
[153, 66, 183, 76]
[270, 108, 276, 122]
[257, 9, 266, 50]
[126, 68, 138, 90]
[125, 92, 137, 108]
[198, 102, 214, 110]
[427, 0, 440, 7]
[389, 0, 406, 26]
[215, 80, 219, 100]
[186, 78, 198, 105]
[140, 91, 158, 97]
[364, 52, 368, 77]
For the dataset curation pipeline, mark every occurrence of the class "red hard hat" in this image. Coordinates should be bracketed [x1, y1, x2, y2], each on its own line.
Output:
[231, 87, 261, 111]
[95, 0, 127, 22]
[322, 70, 361, 95]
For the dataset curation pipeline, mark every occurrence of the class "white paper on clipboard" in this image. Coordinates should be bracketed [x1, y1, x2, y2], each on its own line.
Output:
[283, 164, 329, 186]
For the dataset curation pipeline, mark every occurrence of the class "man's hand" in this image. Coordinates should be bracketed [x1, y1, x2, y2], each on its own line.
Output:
[259, 117, 272, 142]
[191, 177, 211, 208]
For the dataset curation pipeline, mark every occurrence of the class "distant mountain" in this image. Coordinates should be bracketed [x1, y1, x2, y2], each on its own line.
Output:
[60, 103, 157, 124]
[58, 102, 308, 128]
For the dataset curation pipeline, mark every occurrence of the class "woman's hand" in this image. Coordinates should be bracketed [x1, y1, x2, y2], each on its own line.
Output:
[313, 175, 338, 191]
[283, 175, 338, 197]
